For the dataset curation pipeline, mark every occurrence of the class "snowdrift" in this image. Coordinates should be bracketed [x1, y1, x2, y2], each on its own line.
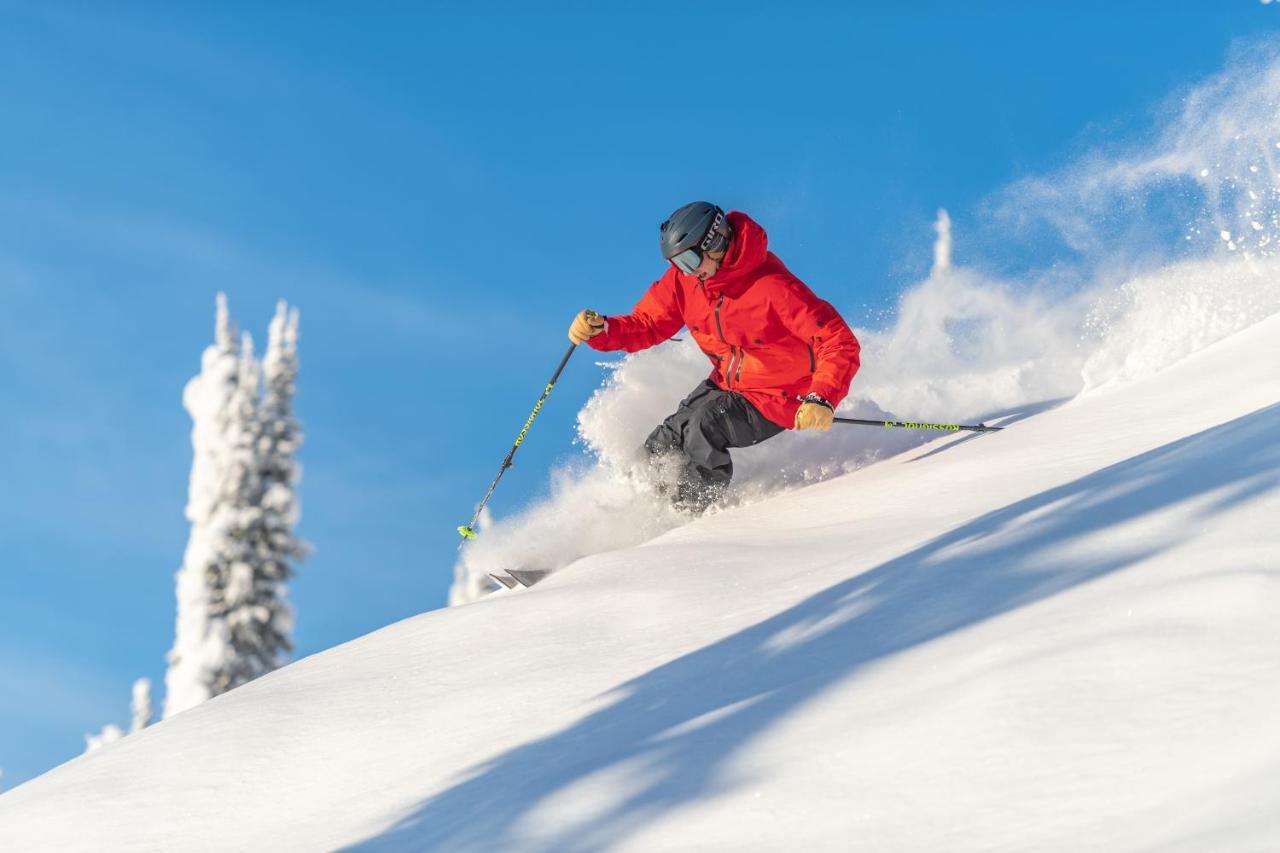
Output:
[1, 306, 1276, 851]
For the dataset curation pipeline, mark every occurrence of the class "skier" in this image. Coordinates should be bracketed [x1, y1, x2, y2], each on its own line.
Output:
[569, 201, 861, 513]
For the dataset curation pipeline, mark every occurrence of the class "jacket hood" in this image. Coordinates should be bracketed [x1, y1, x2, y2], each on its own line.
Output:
[704, 211, 769, 293]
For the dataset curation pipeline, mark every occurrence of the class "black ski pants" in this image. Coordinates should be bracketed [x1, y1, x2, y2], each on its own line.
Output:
[643, 379, 784, 511]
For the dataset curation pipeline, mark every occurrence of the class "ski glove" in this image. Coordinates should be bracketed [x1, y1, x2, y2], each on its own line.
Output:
[794, 394, 834, 432]
[568, 309, 607, 345]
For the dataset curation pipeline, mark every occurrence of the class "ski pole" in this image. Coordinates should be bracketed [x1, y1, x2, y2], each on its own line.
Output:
[791, 394, 1002, 433]
[458, 340, 579, 542]
[832, 417, 1001, 433]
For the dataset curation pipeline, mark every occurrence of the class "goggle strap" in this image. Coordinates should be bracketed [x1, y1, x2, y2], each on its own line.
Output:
[699, 211, 726, 251]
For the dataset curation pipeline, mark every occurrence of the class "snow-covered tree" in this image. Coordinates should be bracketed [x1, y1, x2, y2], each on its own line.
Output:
[201, 330, 270, 697]
[165, 294, 241, 717]
[932, 208, 953, 276]
[83, 678, 153, 754]
[130, 678, 153, 733]
[164, 295, 305, 717]
[205, 305, 305, 696]
[250, 302, 304, 651]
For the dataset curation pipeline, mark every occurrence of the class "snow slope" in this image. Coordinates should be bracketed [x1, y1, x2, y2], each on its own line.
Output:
[1, 308, 1277, 851]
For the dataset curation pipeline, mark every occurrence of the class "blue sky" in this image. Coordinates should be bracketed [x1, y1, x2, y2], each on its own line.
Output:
[1, 1, 1276, 787]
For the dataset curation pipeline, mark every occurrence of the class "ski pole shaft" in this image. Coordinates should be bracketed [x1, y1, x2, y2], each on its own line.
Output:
[790, 394, 1002, 433]
[458, 341, 579, 542]
[832, 417, 1001, 433]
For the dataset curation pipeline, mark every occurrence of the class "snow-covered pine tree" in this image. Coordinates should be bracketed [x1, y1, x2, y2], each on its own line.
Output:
[932, 208, 953, 276]
[164, 295, 304, 717]
[251, 301, 305, 648]
[201, 330, 270, 696]
[205, 304, 305, 695]
[164, 294, 241, 717]
[84, 678, 153, 753]
[130, 679, 152, 733]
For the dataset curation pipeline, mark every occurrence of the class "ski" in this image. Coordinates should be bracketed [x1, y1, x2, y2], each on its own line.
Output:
[507, 568, 551, 588]
[488, 568, 551, 590]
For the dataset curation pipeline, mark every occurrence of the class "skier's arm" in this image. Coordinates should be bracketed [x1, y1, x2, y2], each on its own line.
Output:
[773, 279, 861, 408]
[586, 271, 685, 353]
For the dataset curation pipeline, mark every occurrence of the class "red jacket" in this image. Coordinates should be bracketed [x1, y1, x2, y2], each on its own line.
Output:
[589, 211, 860, 428]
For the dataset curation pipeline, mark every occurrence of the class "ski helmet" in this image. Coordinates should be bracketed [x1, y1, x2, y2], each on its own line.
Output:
[660, 202, 733, 273]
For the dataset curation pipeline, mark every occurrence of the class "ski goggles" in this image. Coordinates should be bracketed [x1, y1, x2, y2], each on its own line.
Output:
[670, 248, 704, 274]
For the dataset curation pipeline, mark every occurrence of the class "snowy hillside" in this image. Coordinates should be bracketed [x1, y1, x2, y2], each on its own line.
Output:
[1, 300, 1276, 850]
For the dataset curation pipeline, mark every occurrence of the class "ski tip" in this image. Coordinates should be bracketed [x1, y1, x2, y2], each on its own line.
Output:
[507, 568, 551, 588]
[489, 573, 519, 590]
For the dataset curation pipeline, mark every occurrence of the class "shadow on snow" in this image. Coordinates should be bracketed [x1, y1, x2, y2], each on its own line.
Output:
[352, 403, 1279, 852]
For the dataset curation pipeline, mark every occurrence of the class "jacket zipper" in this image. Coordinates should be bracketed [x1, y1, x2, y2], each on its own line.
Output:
[713, 293, 738, 388]
[807, 342, 816, 373]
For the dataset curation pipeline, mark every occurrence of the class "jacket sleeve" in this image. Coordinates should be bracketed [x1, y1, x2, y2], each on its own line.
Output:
[587, 269, 686, 353]
[772, 277, 861, 408]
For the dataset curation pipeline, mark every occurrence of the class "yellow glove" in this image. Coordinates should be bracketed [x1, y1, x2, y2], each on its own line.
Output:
[568, 309, 606, 345]
[794, 395, 834, 431]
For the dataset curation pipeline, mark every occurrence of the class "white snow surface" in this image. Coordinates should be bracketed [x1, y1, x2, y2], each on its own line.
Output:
[1, 307, 1277, 851]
